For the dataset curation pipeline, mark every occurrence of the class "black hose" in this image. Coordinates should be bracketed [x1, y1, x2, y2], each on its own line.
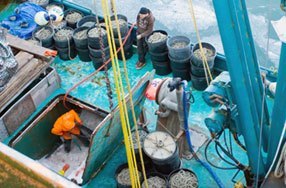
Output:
[204, 138, 238, 170]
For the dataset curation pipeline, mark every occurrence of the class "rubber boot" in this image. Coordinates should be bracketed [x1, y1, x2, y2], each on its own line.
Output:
[64, 139, 71, 153]
[76, 132, 90, 147]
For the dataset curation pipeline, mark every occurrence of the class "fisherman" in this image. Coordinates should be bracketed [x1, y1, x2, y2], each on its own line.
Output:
[51, 109, 90, 153]
[135, 7, 155, 69]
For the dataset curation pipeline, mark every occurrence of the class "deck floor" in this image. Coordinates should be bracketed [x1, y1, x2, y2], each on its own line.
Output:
[0, 3, 250, 187]
[52, 51, 248, 188]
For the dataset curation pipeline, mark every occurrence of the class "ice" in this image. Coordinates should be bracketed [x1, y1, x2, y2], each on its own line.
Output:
[38, 138, 89, 184]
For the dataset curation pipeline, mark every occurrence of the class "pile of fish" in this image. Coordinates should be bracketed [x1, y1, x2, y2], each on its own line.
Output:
[171, 41, 188, 49]
[131, 129, 148, 150]
[0, 43, 18, 92]
[116, 167, 142, 186]
[73, 29, 88, 40]
[88, 27, 107, 38]
[34, 27, 53, 40]
[148, 32, 167, 43]
[193, 47, 214, 60]
[142, 176, 167, 188]
[111, 19, 127, 28]
[65, 11, 83, 24]
[54, 28, 73, 41]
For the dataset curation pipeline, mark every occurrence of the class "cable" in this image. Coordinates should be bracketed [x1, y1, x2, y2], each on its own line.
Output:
[233, 133, 247, 152]
[182, 83, 225, 188]
[229, 131, 233, 155]
[223, 130, 231, 154]
[205, 138, 238, 170]
[215, 140, 239, 167]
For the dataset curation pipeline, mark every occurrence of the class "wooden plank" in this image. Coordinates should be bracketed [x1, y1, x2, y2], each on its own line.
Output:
[7, 34, 52, 61]
[0, 58, 48, 109]
[15, 52, 34, 70]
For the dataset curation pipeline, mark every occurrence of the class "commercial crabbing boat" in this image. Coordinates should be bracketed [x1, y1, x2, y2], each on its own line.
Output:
[0, 0, 286, 187]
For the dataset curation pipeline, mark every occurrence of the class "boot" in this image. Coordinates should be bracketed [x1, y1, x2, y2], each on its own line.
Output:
[64, 139, 71, 153]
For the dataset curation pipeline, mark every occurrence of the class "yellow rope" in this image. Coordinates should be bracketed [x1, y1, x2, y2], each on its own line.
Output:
[110, 0, 148, 187]
[188, 0, 213, 84]
[101, 1, 141, 187]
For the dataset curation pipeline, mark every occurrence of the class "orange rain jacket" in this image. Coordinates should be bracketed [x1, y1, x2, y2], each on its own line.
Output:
[51, 110, 82, 140]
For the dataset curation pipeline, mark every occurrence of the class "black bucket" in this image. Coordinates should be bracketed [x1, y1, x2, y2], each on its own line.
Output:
[110, 14, 128, 38]
[167, 36, 191, 60]
[73, 26, 89, 49]
[32, 25, 54, 48]
[56, 45, 77, 61]
[64, 9, 84, 29]
[191, 73, 211, 91]
[143, 131, 181, 175]
[141, 172, 168, 188]
[53, 27, 74, 48]
[115, 163, 143, 188]
[190, 60, 214, 77]
[146, 30, 168, 53]
[87, 26, 108, 49]
[90, 54, 111, 71]
[172, 67, 191, 81]
[77, 15, 99, 28]
[117, 41, 133, 60]
[169, 55, 190, 70]
[88, 45, 110, 58]
[152, 61, 171, 76]
[191, 42, 216, 68]
[114, 33, 132, 47]
[76, 47, 91, 62]
[168, 168, 198, 188]
[149, 50, 169, 62]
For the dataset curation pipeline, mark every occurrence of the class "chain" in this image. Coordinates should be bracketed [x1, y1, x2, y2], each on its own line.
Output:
[95, 13, 114, 111]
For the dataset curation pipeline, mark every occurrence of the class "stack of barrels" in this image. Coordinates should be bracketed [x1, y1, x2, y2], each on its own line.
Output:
[146, 30, 171, 76]
[87, 26, 111, 71]
[110, 14, 133, 60]
[190, 42, 216, 91]
[32, 25, 55, 49]
[73, 26, 90, 62]
[53, 26, 77, 60]
[167, 36, 191, 81]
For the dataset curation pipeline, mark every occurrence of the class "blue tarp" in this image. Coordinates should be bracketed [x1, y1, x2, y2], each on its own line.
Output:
[1, 3, 46, 39]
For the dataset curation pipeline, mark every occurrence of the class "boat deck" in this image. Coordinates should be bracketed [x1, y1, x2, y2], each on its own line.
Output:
[52, 52, 248, 187]
[0, 2, 251, 188]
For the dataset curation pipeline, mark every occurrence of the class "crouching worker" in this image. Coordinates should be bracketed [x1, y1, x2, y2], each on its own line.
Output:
[51, 109, 90, 153]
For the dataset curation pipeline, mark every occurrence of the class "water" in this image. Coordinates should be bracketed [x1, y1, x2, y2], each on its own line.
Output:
[69, 0, 284, 68]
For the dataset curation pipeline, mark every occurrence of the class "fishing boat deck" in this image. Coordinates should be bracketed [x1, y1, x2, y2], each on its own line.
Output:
[51, 53, 248, 187]
[0, 2, 252, 188]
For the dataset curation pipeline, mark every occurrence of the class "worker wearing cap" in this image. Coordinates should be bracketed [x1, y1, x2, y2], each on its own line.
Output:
[51, 109, 89, 152]
[136, 7, 155, 69]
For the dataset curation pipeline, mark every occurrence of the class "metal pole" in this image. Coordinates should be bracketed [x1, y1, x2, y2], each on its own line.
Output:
[266, 42, 286, 168]
[212, 0, 266, 177]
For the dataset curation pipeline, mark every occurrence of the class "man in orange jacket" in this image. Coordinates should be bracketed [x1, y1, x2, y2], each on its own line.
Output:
[51, 109, 90, 152]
